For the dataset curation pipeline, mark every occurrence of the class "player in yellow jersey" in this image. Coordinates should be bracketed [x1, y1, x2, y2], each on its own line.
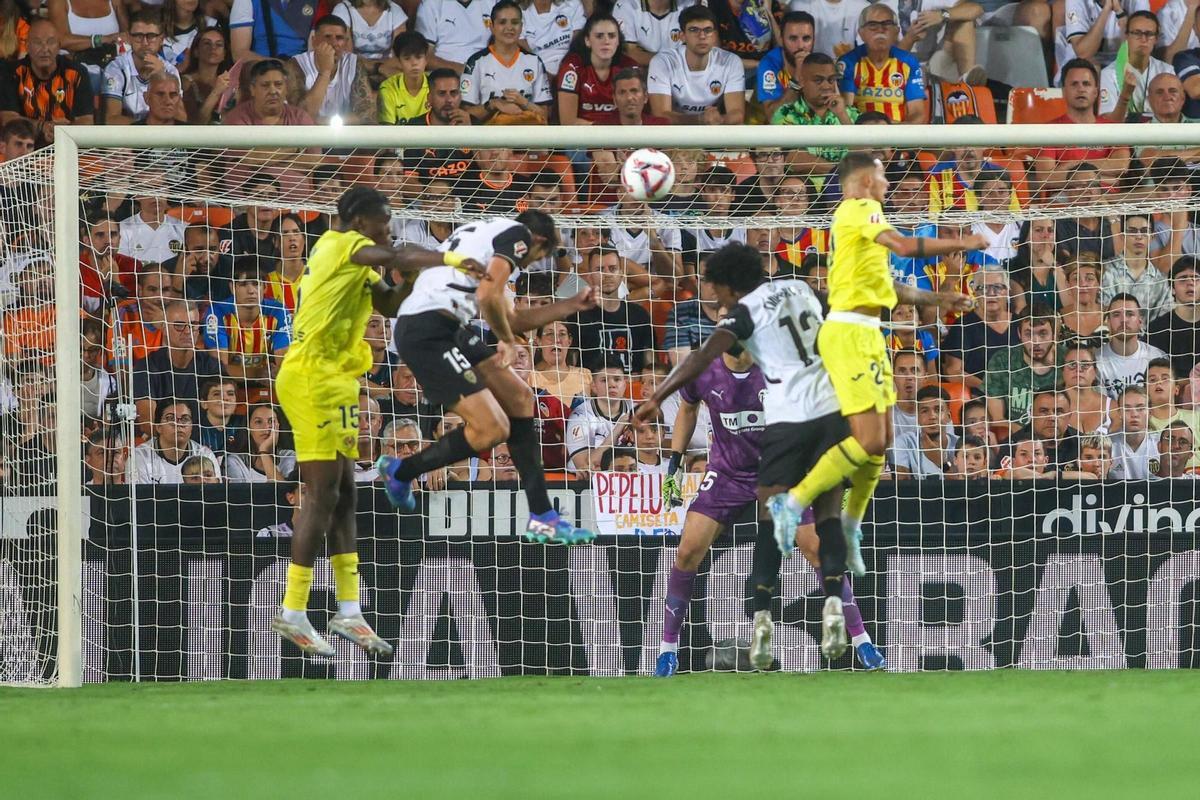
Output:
[773, 152, 986, 572]
[271, 186, 484, 657]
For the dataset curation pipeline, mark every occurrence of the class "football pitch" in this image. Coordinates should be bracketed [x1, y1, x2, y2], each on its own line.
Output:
[2, 670, 1197, 798]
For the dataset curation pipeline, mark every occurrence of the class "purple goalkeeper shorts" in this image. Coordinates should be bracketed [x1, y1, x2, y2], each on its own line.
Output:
[688, 470, 816, 528]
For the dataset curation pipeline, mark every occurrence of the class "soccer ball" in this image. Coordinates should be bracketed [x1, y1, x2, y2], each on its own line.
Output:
[621, 148, 676, 202]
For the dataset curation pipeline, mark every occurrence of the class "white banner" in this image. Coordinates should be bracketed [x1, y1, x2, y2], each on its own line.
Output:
[590, 471, 707, 536]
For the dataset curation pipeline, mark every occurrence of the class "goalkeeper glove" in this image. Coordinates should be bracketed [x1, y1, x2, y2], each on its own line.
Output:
[663, 452, 685, 509]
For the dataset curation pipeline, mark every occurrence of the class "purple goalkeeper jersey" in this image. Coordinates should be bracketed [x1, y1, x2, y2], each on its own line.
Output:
[678, 359, 765, 483]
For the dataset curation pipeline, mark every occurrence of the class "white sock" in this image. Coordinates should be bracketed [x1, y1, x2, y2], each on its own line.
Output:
[842, 511, 862, 533]
[785, 495, 807, 514]
[280, 607, 307, 625]
[659, 641, 679, 654]
[852, 633, 872, 647]
[338, 600, 361, 617]
[754, 610, 771, 623]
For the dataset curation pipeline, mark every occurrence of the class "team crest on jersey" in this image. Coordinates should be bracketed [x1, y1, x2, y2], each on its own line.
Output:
[484, 15, 492, 28]
[464, 369, 477, 384]
[709, 80, 723, 96]
[555, 13, 569, 27]
[302, 4, 313, 15]
[561, 69, 578, 90]
[889, 71, 905, 88]
[523, 68, 535, 82]
[1150, 458, 1161, 474]
[671, 28, 682, 42]
[54, 88, 65, 103]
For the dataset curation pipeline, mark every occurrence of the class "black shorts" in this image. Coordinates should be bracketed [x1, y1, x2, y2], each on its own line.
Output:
[395, 311, 494, 407]
[757, 413, 851, 489]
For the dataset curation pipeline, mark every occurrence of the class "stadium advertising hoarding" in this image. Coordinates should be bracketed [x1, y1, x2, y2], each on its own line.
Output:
[2, 482, 1198, 680]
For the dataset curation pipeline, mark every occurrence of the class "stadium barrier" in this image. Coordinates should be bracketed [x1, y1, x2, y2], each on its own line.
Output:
[3, 481, 1197, 681]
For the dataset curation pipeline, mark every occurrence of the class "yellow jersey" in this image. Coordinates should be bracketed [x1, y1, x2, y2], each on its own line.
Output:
[283, 229, 382, 377]
[829, 197, 896, 313]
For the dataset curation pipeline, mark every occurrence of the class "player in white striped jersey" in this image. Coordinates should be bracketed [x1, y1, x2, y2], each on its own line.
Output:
[634, 242, 856, 660]
[378, 212, 599, 544]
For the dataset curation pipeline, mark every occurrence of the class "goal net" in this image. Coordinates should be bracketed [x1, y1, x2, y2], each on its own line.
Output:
[4, 124, 1200, 685]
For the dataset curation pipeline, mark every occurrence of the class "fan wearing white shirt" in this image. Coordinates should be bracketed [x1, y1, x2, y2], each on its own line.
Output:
[118, 191, 186, 265]
[1097, 293, 1169, 399]
[284, 15, 375, 124]
[1109, 385, 1161, 479]
[1157, 0, 1200, 62]
[332, 0, 409, 62]
[647, 5, 746, 123]
[520, 0, 586, 76]
[1057, 0, 1132, 78]
[892, 385, 958, 478]
[1100, 10, 1173, 120]
[415, 0, 494, 71]
[461, 0, 553, 123]
[102, 11, 183, 124]
[132, 400, 222, 484]
[789, 0, 868, 55]
[613, 0, 697, 65]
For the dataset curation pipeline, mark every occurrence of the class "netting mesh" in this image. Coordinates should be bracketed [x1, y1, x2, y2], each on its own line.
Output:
[4, 136, 1200, 683]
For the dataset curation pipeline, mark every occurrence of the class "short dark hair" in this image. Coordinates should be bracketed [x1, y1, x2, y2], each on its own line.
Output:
[232, 259, 261, 282]
[855, 110, 891, 124]
[678, 5, 717, 28]
[1150, 157, 1190, 185]
[154, 399, 192, 425]
[428, 67, 460, 87]
[248, 59, 287, 83]
[701, 165, 737, 190]
[314, 14, 349, 32]
[1148, 356, 1175, 375]
[1, 118, 35, 142]
[1107, 292, 1141, 309]
[515, 209, 559, 250]
[802, 52, 835, 68]
[1019, 302, 1057, 328]
[392, 30, 428, 59]
[839, 151, 881, 184]
[199, 375, 235, 400]
[1172, 256, 1200, 280]
[613, 66, 646, 87]
[337, 185, 389, 224]
[952, 114, 984, 125]
[1060, 57, 1099, 86]
[129, 9, 164, 30]
[975, 167, 1010, 187]
[594, 355, 627, 373]
[892, 348, 927, 370]
[704, 242, 765, 294]
[781, 10, 815, 28]
[916, 385, 950, 403]
[961, 434, 987, 449]
[1127, 9, 1159, 31]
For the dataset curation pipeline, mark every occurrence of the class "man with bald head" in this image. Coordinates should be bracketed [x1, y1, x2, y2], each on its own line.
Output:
[0, 18, 94, 145]
[1137, 73, 1200, 165]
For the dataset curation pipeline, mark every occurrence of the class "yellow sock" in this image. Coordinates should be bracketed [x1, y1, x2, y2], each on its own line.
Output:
[788, 436, 870, 509]
[282, 563, 314, 612]
[845, 454, 886, 522]
[330, 552, 360, 603]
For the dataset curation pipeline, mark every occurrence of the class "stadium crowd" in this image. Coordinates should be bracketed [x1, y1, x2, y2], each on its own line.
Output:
[3, 0, 1200, 488]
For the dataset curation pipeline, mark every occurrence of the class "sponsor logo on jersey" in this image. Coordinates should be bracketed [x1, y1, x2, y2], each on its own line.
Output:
[523, 68, 535, 82]
[709, 80, 723, 96]
[718, 409, 765, 433]
[512, 240, 528, 258]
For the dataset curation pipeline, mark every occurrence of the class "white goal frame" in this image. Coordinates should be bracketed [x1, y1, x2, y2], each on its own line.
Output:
[49, 122, 1200, 687]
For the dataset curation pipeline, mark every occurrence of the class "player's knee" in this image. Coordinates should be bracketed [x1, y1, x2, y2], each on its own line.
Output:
[857, 431, 887, 458]
[675, 542, 705, 572]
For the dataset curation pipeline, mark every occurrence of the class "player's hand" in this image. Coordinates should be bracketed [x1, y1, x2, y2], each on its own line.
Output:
[496, 339, 518, 368]
[456, 257, 488, 280]
[632, 399, 659, 428]
[960, 233, 989, 251]
[662, 472, 685, 509]
[938, 291, 975, 313]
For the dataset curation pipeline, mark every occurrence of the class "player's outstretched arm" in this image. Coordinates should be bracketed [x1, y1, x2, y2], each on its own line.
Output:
[876, 229, 989, 261]
[508, 288, 597, 334]
[477, 256, 520, 362]
[894, 281, 976, 314]
[357, 246, 486, 317]
[634, 327, 737, 425]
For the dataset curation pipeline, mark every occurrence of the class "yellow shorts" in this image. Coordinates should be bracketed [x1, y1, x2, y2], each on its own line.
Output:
[818, 316, 896, 415]
[277, 363, 361, 462]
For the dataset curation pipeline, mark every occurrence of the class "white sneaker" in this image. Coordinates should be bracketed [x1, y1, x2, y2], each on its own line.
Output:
[328, 613, 394, 657]
[821, 596, 847, 660]
[271, 612, 335, 657]
[750, 610, 774, 671]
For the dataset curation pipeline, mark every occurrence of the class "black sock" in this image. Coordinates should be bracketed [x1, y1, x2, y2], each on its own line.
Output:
[815, 517, 847, 599]
[749, 518, 781, 614]
[506, 417, 552, 515]
[395, 427, 477, 481]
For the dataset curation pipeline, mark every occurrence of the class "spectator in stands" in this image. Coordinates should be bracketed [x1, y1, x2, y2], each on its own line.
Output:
[902, 0, 987, 85]
[1109, 385, 1160, 479]
[1076, 433, 1114, 479]
[261, 213, 307, 314]
[108, 268, 177, 366]
[521, 0, 585, 78]
[793, 0, 866, 58]
[118, 186, 187, 265]
[960, 396, 996, 447]
[647, 6, 746, 125]
[566, 357, 634, 476]
[1148, 158, 1199, 268]
[757, 10, 816, 119]
[1101, 214, 1171, 322]
[928, 122, 1016, 215]
[632, 419, 667, 473]
[379, 416, 423, 463]
[1149, 257, 1200, 379]
[838, 3, 927, 124]
[284, 16, 374, 124]
[202, 262, 291, 382]
[131, 300, 221, 430]
[84, 429, 127, 485]
[1136, 75, 1200, 165]
[226, 403, 297, 481]
[180, 455, 221, 484]
[947, 433, 990, 479]
[180, 25, 232, 124]
[486, 442, 518, 481]
[995, 438, 1052, 479]
[194, 376, 243, 458]
[425, 411, 492, 488]
[685, 167, 748, 260]
[709, 0, 780, 70]
[943, 264, 1018, 389]
[575, 249, 653, 374]
[1100, 10, 1171, 121]
[102, 12, 182, 125]
[1057, 259, 1105, 339]
[612, 66, 670, 125]
[663, 277, 720, 366]
[1011, 389, 1080, 467]
[613, 0, 692, 66]
[557, 14, 638, 125]
[165, 224, 232, 302]
[1054, 164, 1118, 262]
[1034, 60, 1131, 193]
[0, 19, 94, 145]
[892, 386, 957, 478]
[508, 341, 569, 469]
[360, 311, 396, 403]
[1061, 341, 1110, 436]
[608, 447, 639, 472]
[984, 302, 1060, 431]
[772, 53, 857, 176]
[385, 361, 439, 436]
[1147, 357, 1200, 459]
[0, 119, 35, 161]
[132, 400, 221, 484]
[1057, 0, 1125, 75]
[461, 1, 551, 123]
[415, 0, 492, 73]
[887, 303, 938, 368]
[160, 0, 217, 68]
[1097, 293, 1168, 399]
[133, 71, 186, 129]
[230, 0, 315, 60]
[223, 59, 316, 126]
[532, 320, 591, 404]
[353, 393, 387, 482]
[378, 31, 429, 124]
[80, 215, 137, 313]
[333, 0, 408, 72]
[1154, 420, 1198, 477]
[890, 348, 927, 445]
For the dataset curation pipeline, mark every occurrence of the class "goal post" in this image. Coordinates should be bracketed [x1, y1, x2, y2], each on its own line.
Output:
[5, 121, 1199, 686]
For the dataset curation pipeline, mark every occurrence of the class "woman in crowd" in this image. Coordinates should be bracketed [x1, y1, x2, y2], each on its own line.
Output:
[180, 24, 231, 123]
[531, 320, 591, 404]
[332, 0, 408, 82]
[0, 0, 29, 61]
[225, 403, 297, 482]
[461, 0, 552, 124]
[46, 0, 126, 89]
[1061, 341, 1111, 436]
[262, 213, 308, 314]
[160, 0, 216, 68]
[556, 12, 635, 124]
[1009, 218, 1059, 310]
[1057, 260, 1106, 340]
[520, 0, 586, 78]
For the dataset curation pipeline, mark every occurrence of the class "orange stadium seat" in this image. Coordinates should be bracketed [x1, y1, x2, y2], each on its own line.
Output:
[1006, 87, 1065, 125]
[934, 82, 997, 125]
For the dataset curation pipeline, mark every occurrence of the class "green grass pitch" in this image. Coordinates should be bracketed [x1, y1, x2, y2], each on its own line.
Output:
[3, 671, 1197, 798]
